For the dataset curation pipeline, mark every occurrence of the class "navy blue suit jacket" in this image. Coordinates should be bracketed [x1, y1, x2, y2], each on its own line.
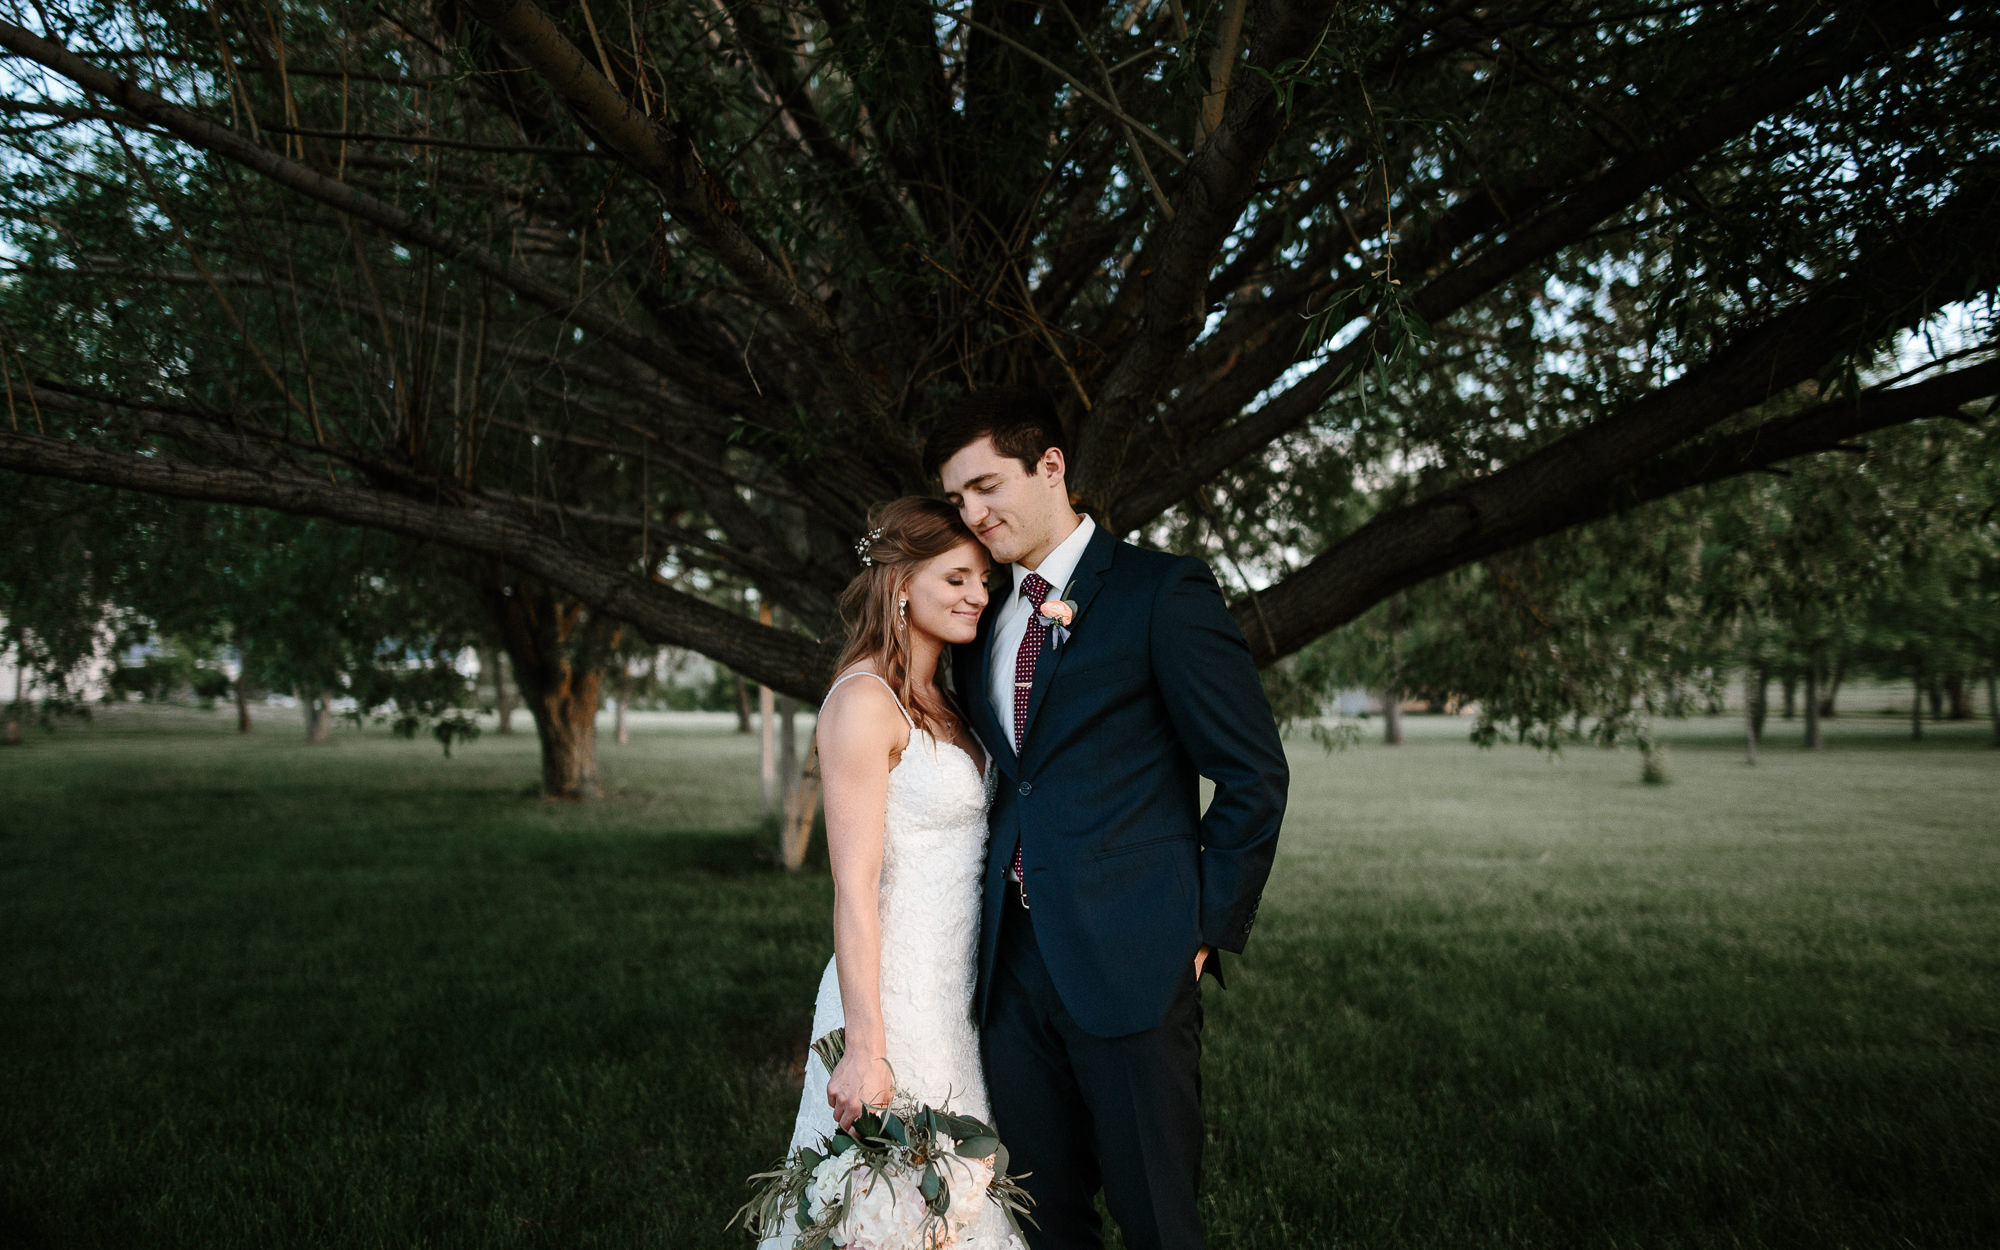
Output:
[960, 523, 1289, 1038]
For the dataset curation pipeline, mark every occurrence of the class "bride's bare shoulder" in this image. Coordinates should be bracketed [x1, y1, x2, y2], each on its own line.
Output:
[818, 667, 911, 758]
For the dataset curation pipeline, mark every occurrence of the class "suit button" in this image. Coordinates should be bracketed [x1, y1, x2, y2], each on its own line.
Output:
[1017, 782, 1033, 796]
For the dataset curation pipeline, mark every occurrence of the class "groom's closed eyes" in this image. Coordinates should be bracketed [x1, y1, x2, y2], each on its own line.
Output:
[944, 474, 1002, 506]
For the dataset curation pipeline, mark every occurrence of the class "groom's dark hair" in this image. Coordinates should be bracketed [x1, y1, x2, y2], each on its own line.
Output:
[922, 387, 1068, 480]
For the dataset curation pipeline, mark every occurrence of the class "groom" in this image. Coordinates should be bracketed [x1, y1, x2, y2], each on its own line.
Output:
[927, 389, 1289, 1250]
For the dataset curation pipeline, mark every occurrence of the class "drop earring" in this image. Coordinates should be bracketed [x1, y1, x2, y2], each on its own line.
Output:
[897, 597, 908, 630]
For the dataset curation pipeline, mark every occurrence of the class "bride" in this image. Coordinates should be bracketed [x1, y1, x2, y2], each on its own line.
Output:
[760, 497, 1023, 1250]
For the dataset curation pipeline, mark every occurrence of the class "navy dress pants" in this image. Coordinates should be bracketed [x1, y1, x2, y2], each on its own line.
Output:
[980, 895, 1204, 1250]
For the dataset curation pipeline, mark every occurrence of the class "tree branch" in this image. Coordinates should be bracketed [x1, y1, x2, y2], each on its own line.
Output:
[0, 20, 758, 408]
[1075, 0, 1341, 501]
[1108, 0, 1961, 528]
[0, 431, 835, 698]
[457, 0, 893, 428]
[1229, 281, 2000, 667]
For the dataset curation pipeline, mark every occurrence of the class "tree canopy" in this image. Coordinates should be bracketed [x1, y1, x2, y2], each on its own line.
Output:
[0, 0, 1994, 698]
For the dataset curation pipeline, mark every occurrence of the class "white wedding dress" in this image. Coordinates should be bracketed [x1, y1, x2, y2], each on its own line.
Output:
[758, 671, 1024, 1250]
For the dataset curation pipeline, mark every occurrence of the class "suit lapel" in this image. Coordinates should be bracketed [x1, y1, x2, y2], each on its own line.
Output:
[1015, 524, 1116, 757]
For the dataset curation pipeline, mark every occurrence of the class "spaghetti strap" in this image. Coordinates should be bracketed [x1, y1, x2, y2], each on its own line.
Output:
[823, 670, 916, 728]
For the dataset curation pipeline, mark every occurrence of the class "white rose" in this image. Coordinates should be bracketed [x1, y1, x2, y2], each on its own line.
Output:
[837, 1165, 929, 1249]
[807, 1150, 862, 1220]
[938, 1151, 993, 1229]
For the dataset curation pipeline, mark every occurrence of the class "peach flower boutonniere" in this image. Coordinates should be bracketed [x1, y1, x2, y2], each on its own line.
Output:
[1039, 585, 1079, 647]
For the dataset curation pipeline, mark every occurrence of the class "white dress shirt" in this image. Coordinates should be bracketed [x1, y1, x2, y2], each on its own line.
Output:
[987, 513, 1097, 753]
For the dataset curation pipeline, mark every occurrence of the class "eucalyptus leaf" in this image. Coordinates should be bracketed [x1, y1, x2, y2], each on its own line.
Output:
[919, 1161, 940, 1202]
[955, 1134, 1000, 1159]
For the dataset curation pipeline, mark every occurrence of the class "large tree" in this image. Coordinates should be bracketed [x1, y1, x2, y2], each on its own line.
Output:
[0, 0, 1994, 700]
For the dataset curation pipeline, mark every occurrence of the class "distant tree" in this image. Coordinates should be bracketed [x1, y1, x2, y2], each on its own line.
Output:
[0, 476, 485, 747]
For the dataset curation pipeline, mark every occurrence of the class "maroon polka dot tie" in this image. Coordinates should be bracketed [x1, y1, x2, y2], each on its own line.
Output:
[1010, 572, 1052, 893]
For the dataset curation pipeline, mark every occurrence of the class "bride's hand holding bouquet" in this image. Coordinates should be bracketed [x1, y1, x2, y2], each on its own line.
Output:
[826, 1028, 895, 1130]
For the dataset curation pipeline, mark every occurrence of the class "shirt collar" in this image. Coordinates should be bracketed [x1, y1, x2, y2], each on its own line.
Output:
[1012, 514, 1096, 601]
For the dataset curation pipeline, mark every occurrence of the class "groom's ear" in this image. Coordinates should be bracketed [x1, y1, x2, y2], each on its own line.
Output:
[1039, 446, 1067, 487]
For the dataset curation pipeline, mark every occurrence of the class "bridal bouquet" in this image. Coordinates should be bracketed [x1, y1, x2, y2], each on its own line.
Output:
[733, 1030, 1034, 1250]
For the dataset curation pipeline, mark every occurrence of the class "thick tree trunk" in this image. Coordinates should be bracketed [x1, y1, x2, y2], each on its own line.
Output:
[1803, 652, 1823, 751]
[521, 678, 602, 797]
[1781, 672, 1797, 720]
[734, 673, 753, 734]
[1988, 671, 1999, 748]
[486, 579, 619, 799]
[299, 688, 331, 744]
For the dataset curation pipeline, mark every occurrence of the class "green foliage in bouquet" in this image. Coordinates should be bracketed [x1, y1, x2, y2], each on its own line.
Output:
[732, 1029, 1035, 1249]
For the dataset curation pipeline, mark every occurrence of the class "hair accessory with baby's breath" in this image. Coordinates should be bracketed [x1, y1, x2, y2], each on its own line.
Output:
[854, 528, 885, 567]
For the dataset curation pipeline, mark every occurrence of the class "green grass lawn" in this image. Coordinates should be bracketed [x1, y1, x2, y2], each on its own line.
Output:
[2, 704, 1996, 1248]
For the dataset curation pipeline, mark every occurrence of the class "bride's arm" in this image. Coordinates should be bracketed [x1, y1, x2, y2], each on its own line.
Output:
[816, 680, 908, 1129]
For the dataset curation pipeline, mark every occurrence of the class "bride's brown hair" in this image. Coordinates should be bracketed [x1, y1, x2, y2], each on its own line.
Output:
[831, 497, 981, 736]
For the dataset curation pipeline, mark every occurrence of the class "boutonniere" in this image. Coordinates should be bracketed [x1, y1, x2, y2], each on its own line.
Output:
[1038, 579, 1079, 648]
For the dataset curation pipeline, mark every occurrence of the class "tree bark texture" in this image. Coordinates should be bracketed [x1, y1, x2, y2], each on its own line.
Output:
[1781, 673, 1797, 721]
[487, 580, 619, 799]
